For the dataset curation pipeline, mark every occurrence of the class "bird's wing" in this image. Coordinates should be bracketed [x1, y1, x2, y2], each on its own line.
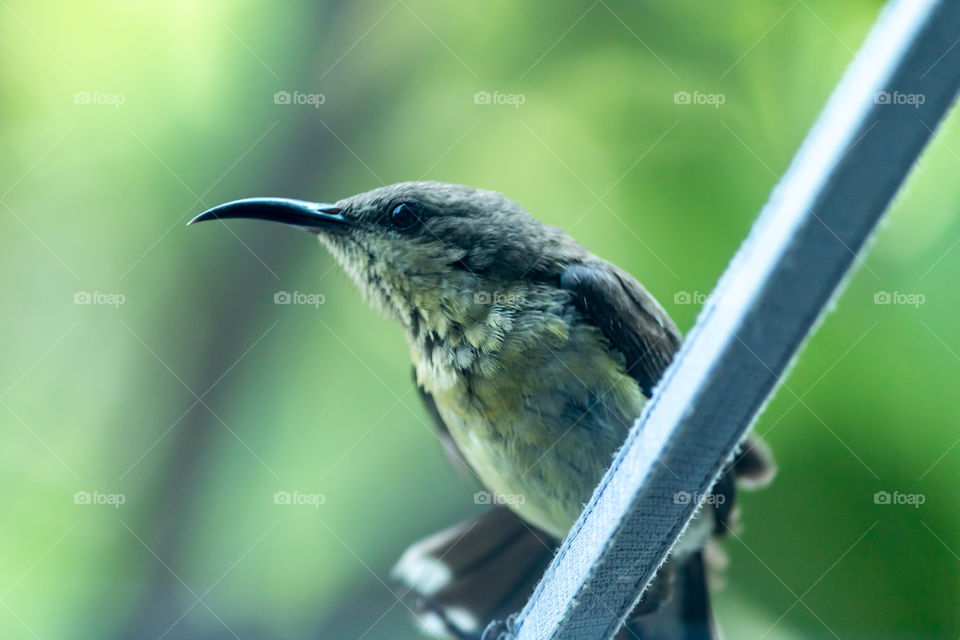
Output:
[560, 260, 773, 517]
[560, 261, 682, 397]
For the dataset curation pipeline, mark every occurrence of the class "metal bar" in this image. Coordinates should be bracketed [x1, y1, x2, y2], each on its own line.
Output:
[512, 1, 960, 638]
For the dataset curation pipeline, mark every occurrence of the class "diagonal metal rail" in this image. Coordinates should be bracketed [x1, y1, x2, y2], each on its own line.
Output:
[511, 1, 960, 638]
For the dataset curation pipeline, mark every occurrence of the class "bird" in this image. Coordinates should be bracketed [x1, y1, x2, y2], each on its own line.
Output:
[189, 181, 773, 640]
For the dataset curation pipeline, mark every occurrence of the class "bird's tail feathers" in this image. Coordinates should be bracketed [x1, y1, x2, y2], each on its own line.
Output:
[391, 438, 773, 639]
[391, 506, 554, 639]
[620, 551, 715, 640]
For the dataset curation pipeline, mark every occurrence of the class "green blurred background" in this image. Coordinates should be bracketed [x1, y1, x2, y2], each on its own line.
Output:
[2, 1, 958, 638]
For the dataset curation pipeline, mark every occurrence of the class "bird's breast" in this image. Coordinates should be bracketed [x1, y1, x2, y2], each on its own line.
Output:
[424, 321, 647, 539]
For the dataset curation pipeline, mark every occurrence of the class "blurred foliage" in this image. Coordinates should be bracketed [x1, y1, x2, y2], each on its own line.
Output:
[1, 0, 958, 638]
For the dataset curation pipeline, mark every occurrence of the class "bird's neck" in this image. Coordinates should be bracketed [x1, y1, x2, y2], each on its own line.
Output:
[404, 283, 571, 393]
[316, 233, 572, 390]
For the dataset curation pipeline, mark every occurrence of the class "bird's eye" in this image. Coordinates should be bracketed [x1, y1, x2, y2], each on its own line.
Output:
[389, 202, 421, 231]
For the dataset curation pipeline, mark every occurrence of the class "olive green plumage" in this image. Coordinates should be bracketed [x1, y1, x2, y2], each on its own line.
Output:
[192, 181, 771, 640]
[316, 182, 668, 537]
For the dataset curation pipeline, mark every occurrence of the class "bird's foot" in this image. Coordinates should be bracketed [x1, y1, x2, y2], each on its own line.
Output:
[481, 613, 519, 640]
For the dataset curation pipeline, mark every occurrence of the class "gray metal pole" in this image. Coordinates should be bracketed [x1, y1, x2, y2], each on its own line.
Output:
[511, 1, 960, 639]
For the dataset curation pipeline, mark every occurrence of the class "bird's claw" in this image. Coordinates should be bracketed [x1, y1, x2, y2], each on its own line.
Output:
[481, 612, 520, 640]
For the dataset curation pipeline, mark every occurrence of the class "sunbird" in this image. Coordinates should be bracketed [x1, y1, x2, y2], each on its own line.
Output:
[190, 182, 772, 640]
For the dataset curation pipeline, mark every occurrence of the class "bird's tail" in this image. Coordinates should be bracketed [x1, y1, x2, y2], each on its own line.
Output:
[392, 440, 773, 639]
[391, 506, 554, 639]
[619, 551, 715, 640]
[390, 506, 699, 640]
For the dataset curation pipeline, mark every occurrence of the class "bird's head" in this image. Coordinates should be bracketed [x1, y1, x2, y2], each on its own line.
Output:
[191, 182, 585, 364]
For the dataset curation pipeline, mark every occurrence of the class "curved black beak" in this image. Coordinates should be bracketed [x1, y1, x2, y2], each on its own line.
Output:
[188, 197, 349, 233]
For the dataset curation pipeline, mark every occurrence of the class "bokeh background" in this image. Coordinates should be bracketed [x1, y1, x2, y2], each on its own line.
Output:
[2, 1, 958, 638]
